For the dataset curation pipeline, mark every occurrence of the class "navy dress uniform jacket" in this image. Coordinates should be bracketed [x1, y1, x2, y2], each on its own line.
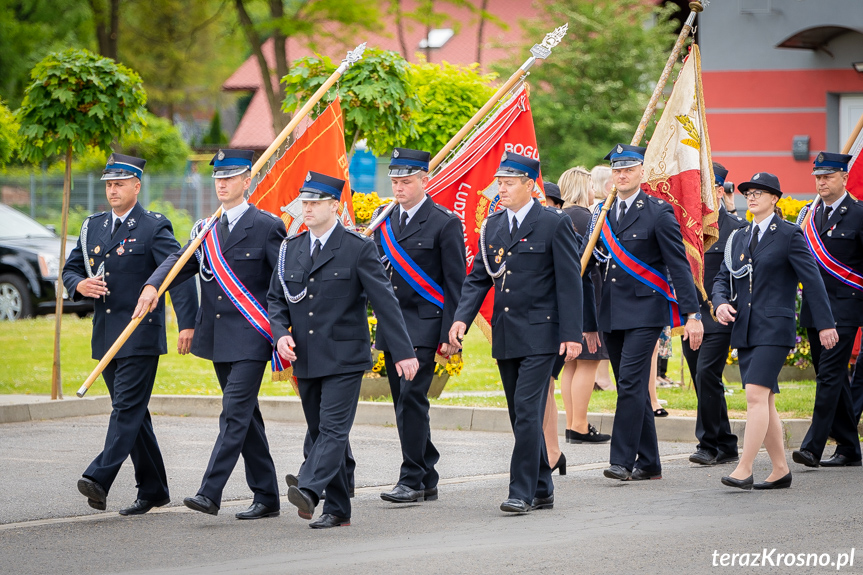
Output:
[146, 204, 286, 362]
[268, 222, 415, 379]
[372, 198, 466, 351]
[700, 206, 748, 334]
[712, 215, 834, 349]
[598, 190, 700, 331]
[63, 201, 199, 358]
[800, 194, 863, 328]
[454, 199, 584, 357]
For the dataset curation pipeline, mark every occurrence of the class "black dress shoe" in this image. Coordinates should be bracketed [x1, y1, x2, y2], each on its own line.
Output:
[235, 502, 280, 520]
[285, 473, 298, 488]
[380, 484, 424, 503]
[630, 468, 662, 481]
[689, 449, 717, 465]
[500, 498, 530, 513]
[309, 513, 350, 528]
[792, 449, 819, 468]
[184, 494, 218, 515]
[603, 465, 631, 481]
[714, 451, 739, 465]
[551, 453, 567, 476]
[753, 472, 792, 490]
[118, 498, 170, 516]
[720, 474, 753, 490]
[288, 485, 316, 520]
[820, 453, 863, 467]
[570, 424, 611, 444]
[78, 478, 107, 511]
[531, 494, 554, 510]
[423, 486, 438, 501]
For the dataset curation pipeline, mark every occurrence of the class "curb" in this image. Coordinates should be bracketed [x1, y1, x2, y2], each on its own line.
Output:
[0, 393, 815, 448]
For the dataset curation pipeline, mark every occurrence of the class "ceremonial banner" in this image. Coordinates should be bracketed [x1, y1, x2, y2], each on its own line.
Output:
[250, 98, 355, 233]
[641, 45, 719, 300]
[847, 124, 863, 199]
[427, 86, 545, 339]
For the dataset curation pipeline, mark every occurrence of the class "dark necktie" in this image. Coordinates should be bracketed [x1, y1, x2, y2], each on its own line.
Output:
[749, 226, 760, 253]
[510, 215, 519, 239]
[399, 210, 409, 232]
[618, 201, 627, 224]
[111, 218, 122, 237]
[822, 206, 832, 232]
[311, 239, 322, 263]
[218, 213, 229, 245]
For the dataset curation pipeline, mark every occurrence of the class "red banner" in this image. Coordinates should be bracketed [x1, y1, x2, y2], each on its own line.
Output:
[848, 127, 863, 200]
[250, 98, 355, 232]
[427, 86, 545, 339]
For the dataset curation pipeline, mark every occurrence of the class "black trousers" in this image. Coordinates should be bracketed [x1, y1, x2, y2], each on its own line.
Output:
[496, 354, 556, 504]
[297, 370, 364, 518]
[199, 360, 279, 509]
[801, 326, 862, 460]
[852, 355, 863, 425]
[384, 346, 440, 490]
[84, 355, 168, 500]
[682, 332, 738, 456]
[605, 327, 663, 472]
[300, 431, 355, 492]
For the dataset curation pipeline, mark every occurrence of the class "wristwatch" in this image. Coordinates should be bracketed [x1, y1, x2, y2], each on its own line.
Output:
[687, 313, 702, 321]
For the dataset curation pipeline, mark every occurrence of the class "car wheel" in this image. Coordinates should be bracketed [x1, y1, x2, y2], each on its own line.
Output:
[0, 274, 33, 321]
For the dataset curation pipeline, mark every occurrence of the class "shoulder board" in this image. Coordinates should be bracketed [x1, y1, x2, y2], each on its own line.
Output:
[287, 230, 308, 241]
[345, 229, 371, 240]
[645, 195, 665, 205]
[144, 210, 164, 219]
[541, 206, 567, 216]
[431, 202, 455, 216]
[260, 209, 281, 220]
[86, 211, 107, 220]
[488, 209, 506, 219]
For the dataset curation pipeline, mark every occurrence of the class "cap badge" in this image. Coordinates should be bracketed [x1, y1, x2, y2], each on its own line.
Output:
[393, 149, 400, 158]
[817, 152, 824, 163]
[616, 145, 623, 153]
[217, 150, 225, 161]
[753, 174, 760, 181]
[305, 172, 312, 182]
[501, 152, 508, 161]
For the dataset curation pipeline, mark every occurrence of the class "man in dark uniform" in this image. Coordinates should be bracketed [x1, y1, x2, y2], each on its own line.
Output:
[597, 144, 703, 482]
[793, 152, 863, 468]
[684, 163, 747, 466]
[268, 171, 418, 528]
[64, 153, 198, 514]
[371, 148, 465, 504]
[449, 152, 585, 513]
[136, 149, 286, 520]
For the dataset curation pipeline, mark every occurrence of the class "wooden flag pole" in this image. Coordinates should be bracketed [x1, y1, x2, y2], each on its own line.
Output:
[363, 24, 570, 237]
[76, 43, 368, 398]
[580, 1, 704, 275]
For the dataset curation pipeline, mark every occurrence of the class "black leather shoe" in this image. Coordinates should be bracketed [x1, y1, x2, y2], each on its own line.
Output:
[423, 486, 438, 501]
[714, 451, 739, 465]
[792, 449, 819, 468]
[820, 453, 863, 467]
[630, 468, 662, 481]
[531, 494, 554, 510]
[183, 494, 218, 515]
[500, 498, 530, 513]
[603, 465, 631, 481]
[118, 498, 170, 516]
[571, 424, 611, 444]
[288, 485, 316, 520]
[235, 502, 280, 520]
[77, 478, 107, 511]
[720, 474, 753, 490]
[285, 473, 298, 489]
[309, 513, 350, 528]
[689, 449, 717, 465]
[753, 472, 792, 490]
[551, 453, 567, 476]
[380, 484, 424, 503]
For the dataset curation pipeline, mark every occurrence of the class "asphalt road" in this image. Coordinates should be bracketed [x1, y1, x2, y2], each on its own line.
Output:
[1, 415, 861, 574]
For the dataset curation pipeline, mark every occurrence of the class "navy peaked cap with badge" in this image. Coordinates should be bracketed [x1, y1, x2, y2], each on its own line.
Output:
[298, 171, 345, 201]
[210, 149, 254, 178]
[101, 153, 146, 181]
[494, 152, 540, 181]
[738, 172, 782, 197]
[388, 148, 431, 177]
[713, 162, 728, 186]
[604, 144, 646, 169]
[543, 181, 563, 205]
[812, 151, 853, 175]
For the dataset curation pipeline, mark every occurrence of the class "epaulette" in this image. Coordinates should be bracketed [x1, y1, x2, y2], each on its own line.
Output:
[488, 209, 507, 218]
[86, 211, 107, 220]
[345, 228, 371, 241]
[645, 195, 665, 205]
[542, 205, 567, 217]
[286, 230, 307, 241]
[431, 202, 456, 217]
[261, 209, 281, 220]
[145, 210, 163, 219]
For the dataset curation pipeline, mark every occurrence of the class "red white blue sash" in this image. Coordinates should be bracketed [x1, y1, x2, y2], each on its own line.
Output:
[600, 218, 685, 328]
[380, 217, 444, 309]
[200, 217, 286, 371]
[803, 215, 863, 292]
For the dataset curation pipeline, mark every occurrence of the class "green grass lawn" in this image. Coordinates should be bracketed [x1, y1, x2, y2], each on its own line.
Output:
[1, 314, 817, 418]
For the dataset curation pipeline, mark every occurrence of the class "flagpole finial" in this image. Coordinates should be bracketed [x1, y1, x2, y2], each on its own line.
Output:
[530, 24, 568, 60]
[343, 42, 367, 67]
[689, 1, 706, 12]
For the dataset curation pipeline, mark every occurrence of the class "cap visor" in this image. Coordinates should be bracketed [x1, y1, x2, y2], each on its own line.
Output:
[811, 168, 842, 175]
[212, 167, 250, 179]
[610, 159, 644, 169]
[298, 190, 333, 201]
[387, 167, 422, 177]
[101, 171, 137, 181]
[494, 168, 529, 178]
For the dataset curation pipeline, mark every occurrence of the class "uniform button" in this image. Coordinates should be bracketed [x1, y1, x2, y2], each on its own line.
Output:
[308, 312, 313, 317]
[506, 271, 512, 275]
[309, 330, 314, 334]
[334, 273, 338, 276]
[505, 289, 510, 293]
[748, 303, 751, 307]
[504, 307, 509, 312]
[106, 291, 110, 296]
[148, 318, 152, 323]
[309, 294, 314, 299]
[611, 278, 616, 283]
[394, 286, 398, 290]
[216, 314, 221, 319]
[105, 254, 110, 259]
[217, 295, 222, 300]
[106, 309, 111, 314]
[246, 253, 250, 257]
[547, 316, 550, 320]
[105, 272, 110, 277]
[310, 278, 315, 282]
[612, 264, 617, 269]
[507, 251, 512, 256]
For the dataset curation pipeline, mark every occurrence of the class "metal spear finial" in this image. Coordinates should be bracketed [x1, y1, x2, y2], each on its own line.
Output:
[343, 42, 367, 67]
[530, 24, 568, 60]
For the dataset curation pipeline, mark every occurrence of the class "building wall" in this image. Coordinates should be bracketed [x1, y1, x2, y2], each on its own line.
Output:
[699, 0, 863, 198]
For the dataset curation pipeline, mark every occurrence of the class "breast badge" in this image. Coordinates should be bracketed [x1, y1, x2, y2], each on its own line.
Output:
[495, 247, 504, 264]
[94, 245, 101, 254]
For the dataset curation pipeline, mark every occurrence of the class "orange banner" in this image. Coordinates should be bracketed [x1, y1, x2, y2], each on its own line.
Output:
[250, 98, 355, 233]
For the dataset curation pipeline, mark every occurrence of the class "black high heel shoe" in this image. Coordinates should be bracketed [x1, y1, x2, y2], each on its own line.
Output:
[551, 453, 567, 475]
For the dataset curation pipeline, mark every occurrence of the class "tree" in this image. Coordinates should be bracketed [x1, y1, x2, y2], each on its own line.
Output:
[0, 100, 19, 167]
[201, 110, 228, 146]
[17, 48, 146, 399]
[87, 0, 120, 60]
[514, 0, 678, 179]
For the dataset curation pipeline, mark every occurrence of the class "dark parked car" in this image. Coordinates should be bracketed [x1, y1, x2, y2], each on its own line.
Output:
[0, 203, 93, 320]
